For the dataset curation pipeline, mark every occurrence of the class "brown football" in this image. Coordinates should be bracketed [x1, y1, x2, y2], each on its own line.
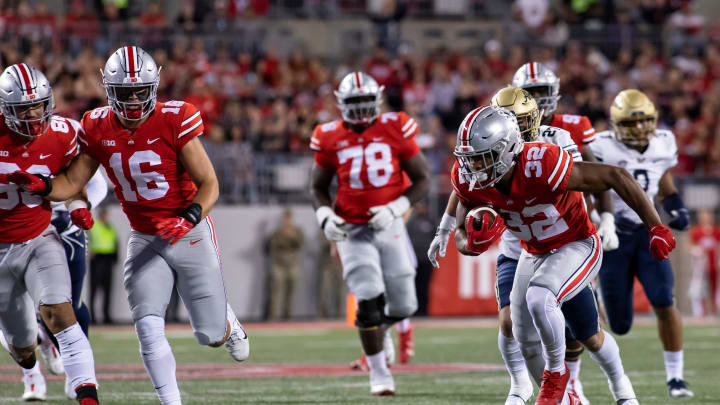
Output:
[467, 206, 498, 229]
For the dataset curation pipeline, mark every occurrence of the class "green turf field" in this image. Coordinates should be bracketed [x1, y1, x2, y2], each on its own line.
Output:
[1, 319, 718, 404]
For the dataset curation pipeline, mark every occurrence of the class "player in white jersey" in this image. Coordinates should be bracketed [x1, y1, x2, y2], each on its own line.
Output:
[430, 87, 638, 404]
[589, 89, 693, 398]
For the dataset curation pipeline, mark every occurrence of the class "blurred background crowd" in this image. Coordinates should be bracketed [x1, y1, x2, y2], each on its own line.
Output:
[1, 0, 719, 318]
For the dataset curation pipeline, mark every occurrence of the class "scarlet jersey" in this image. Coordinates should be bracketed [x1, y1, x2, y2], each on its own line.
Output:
[550, 114, 596, 153]
[80, 101, 204, 234]
[311, 112, 420, 224]
[0, 116, 80, 242]
[452, 142, 595, 254]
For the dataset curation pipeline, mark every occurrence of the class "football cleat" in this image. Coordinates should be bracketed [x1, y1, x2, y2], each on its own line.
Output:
[397, 326, 414, 364]
[369, 367, 395, 396]
[609, 374, 638, 404]
[667, 378, 694, 398]
[535, 364, 570, 405]
[350, 354, 369, 372]
[65, 377, 76, 399]
[37, 339, 64, 375]
[566, 378, 589, 404]
[22, 371, 47, 401]
[225, 304, 250, 362]
[506, 381, 534, 405]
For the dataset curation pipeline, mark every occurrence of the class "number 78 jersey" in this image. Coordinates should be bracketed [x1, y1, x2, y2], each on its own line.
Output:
[451, 142, 595, 254]
[80, 101, 204, 234]
[311, 112, 420, 224]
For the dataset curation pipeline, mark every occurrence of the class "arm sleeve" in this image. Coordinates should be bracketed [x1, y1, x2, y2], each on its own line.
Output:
[396, 112, 420, 160]
[176, 102, 204, 151]
[86, 170, 108, 209]
[580, 116, 596, 144]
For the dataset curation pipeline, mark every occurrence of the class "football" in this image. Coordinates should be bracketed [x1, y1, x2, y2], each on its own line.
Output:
[466, 206, 499, 230]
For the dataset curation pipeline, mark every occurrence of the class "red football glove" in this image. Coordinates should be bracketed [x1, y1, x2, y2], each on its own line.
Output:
[70, 208, 94, 230]
[465, 212, 505, 254]
[157, 217, 195, 245]
[7, 171, 50, 194]
[649, 224, 676, 261]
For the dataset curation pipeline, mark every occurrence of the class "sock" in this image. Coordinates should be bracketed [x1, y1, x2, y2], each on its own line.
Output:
[22, 361, 42, 377]
[367, 350, 389, 373]
[395, 318, 411, 333]
[498, 332, 532, 394]
[54, 323, 97, 389]
[567, 358, 581, 381]
[663, 350, 684, 381]
[588, 332, 624, 384]
[0, 329, 9, 352]
[518, 340, 545, 385]
[136, 316, 182, 405]
[526, 286, 566, 373]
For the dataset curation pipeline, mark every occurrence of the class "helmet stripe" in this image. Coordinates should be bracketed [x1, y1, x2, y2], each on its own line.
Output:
[529, 62, 536, 79]
[127, 46, 137, 78]
[461, 107, 483, 143]
[354, 72, 362, 91]
[16, 64, 33, 96]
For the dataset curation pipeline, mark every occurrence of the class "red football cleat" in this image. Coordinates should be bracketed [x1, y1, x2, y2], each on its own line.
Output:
[536, 364, 570, 405]
[398, 326, 415, 364]
[350, 354, 369, 372]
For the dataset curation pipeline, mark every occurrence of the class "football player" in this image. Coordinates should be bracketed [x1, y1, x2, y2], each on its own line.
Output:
[0, 64, 99, 404]
[451, 106, 675, 404]
[310, 71, 429, 395]
[589, 89, 693, 398]
[429, 88, 629, 405]
[6, 47, 250, 405]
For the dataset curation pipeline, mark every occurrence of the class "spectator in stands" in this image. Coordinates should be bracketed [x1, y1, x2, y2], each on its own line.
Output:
[267, 209, 305, 320]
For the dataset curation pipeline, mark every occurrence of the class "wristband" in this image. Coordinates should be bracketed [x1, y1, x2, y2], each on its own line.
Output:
[67, 200, 88, 212]
[38, 174, 52, 197]
[181, 203, 203, 225]
[439, 212, 456, 231]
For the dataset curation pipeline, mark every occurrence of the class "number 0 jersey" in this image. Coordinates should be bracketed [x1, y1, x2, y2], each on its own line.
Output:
[0, 116, 80, 242]
[550, 113, 596, 153]
[589, 129, 677, 229]
[79, 101, 204, 234]
[452, 142, 595, 255]
[310, 112, 420, 224]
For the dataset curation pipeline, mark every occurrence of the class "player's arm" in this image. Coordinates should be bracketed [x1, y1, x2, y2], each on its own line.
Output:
[453, 200, 479, 256]
[657, 170, 690, 230]
[581, 147, 618, 250]
[310, 162, 347, 241]
[179, 137, 219, 218]
[399, 152, 430, 205]
[427, 191, 459, 267]
[44, 153, 101, 201]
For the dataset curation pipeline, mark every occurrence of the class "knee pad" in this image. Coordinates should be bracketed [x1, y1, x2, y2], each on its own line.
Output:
[135, 315, 170, 360]
[355, 295, 385, 329]
[385, 298, 417, 321]
[526, 285, 555, 319]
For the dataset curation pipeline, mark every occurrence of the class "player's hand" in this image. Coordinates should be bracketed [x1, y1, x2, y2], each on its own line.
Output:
[596, 212, 619, 251]
[428, 227, 453, 268]
[368, 196, 410, 231]
[157, 217, 195, 245]
[70, 208, 94, 230]
[316, 206, 348, 241]
[465, 212, 505, 254]
[649, 224, 676, 261]
[7, 171, 51, 194]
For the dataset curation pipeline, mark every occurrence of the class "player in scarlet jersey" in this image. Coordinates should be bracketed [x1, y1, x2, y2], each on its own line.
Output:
[6, 47, 249, 405]
[310, 71, 429, 396]
[0, 64, 99, 404]
[451, 106, 674, 405]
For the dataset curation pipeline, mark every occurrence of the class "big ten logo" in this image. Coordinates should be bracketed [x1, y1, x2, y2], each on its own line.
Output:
[0, 151, 8, 157]
[102, 140, 116, 147]
[458, 245, 498, 299]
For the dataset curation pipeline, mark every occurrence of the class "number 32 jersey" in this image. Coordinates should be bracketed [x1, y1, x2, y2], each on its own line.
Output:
[311, 112, 420, 224]
[80, 101, 204, 234]
[0, 116, 80, 242]
[452, 142, 595, 255]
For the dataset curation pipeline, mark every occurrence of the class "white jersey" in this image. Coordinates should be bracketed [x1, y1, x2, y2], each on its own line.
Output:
[497, 125, 582, 260]
[51, 170, 109, 235]
[589, 129, 677, 228]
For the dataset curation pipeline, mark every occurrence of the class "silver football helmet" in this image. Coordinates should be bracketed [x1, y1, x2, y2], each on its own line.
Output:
[0, 63, 54, 138]
[102, 46, 161, 121]
[454, 106, 524, 189]
[334, 71, 384, 125]
[512, 62, 560, 117]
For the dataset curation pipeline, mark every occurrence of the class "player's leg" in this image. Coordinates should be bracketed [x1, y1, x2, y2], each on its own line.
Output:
[124, 231, 181, 405]
[25, 230, 99, 403]
[337, 226, 393, 396]
[166, 217, 248, 361]
[394, 227, 418, 365]
[597, 230, 637, 335]
[635, 229, 692, 397]
[496, 254, 533, 404]
[510, 252, 545, 387]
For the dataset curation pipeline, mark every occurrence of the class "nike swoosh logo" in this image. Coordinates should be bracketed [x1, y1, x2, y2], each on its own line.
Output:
[472, 238, 494, 245]
[39, 154, 52, 159]
[190, 239, 202, 245]
[147, 138, 160, 144]
[525, 197, 537, 204]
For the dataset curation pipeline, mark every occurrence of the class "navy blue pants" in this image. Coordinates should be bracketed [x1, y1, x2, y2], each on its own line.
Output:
[599, 226, 674, 335]
[496, 254, 598, 341]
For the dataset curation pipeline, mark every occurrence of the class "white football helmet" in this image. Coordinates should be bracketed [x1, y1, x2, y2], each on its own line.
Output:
[102, 46, 161, 121]
[334, 71, 384, 125]
[454, 106, 524, 189]
[512, 62, 560, 117]
[0, 63, 54, 138]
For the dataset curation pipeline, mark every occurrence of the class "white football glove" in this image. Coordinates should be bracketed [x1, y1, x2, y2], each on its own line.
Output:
[428, 212, 456, 268]
[315, 206, 348, 242]
[597, 212, 619, 251]
[368, 196, 410, 231]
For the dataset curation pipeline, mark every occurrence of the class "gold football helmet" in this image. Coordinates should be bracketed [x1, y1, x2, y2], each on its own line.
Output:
[610, 89, 657, 148]
[491, 86, 542, 141]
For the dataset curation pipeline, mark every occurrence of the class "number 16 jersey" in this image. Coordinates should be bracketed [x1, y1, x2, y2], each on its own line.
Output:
[310, 112, 420, 224]
[79, 101, 204, 234]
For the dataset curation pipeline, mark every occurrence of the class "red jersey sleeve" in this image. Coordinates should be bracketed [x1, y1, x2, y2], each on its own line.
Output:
[523, 143, 574, 195]
[61, 118, 81, 166]
[450, 162, 473, 206]
[310, 121, 339, 170]
[578, 115, 596, 144]
[395, 112, 420, 160]
[175, 102, 204, 151]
